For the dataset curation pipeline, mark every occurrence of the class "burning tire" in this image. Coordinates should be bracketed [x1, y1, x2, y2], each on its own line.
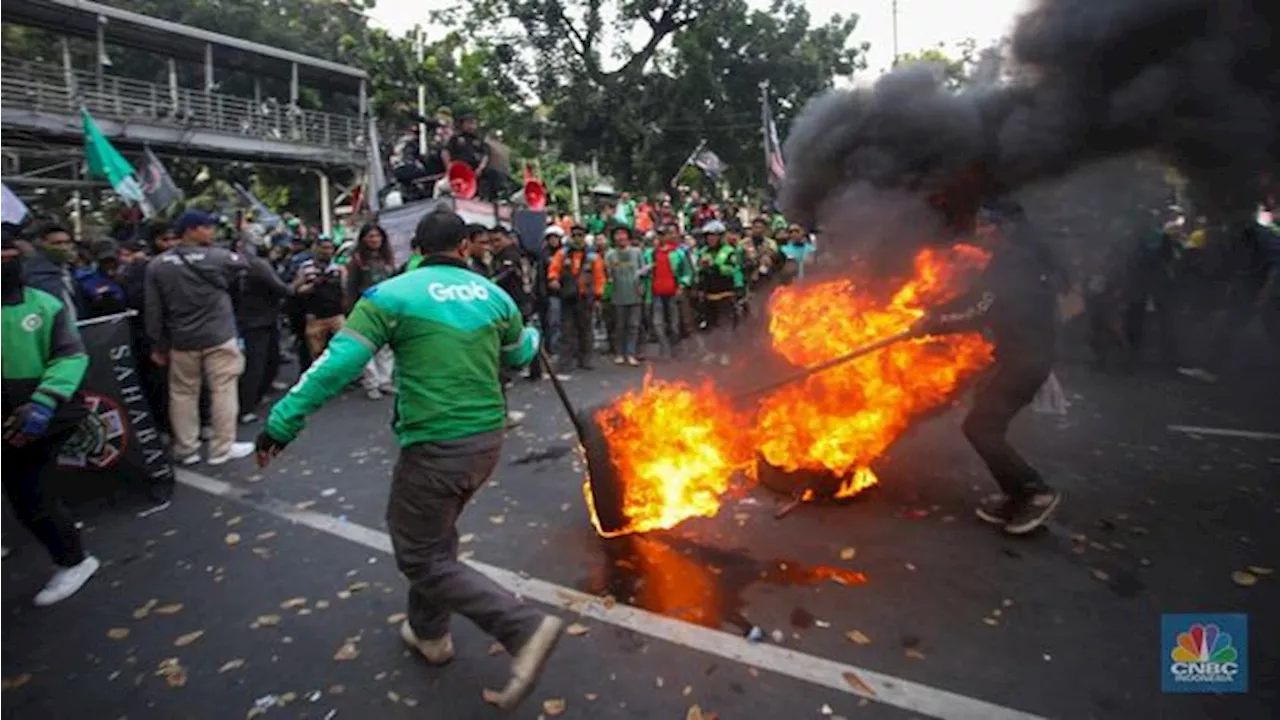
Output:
[579, 408, 629, 536]
[755, 456, 872, 502]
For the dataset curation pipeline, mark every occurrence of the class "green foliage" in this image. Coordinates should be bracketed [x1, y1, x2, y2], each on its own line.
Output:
[895, 39, 979, 89]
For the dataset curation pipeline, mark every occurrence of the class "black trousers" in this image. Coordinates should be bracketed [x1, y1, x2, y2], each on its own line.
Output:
[239, 324, 281, 414]
[3, 432, 86, 567]
[559, 299, 594, 370]
[962, 357, 1052, 499]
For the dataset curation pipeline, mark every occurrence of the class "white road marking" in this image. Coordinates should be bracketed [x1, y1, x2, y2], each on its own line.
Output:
[177, 468, 1046, 720]
[1167, 425, 1280, 441]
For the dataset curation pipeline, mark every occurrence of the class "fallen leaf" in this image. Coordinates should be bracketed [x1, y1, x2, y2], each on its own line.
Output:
[1090, 568, 1111, 582]
[295, 500, 316, 510]
[2, 674, 33, 691]
[585, 692, 598, 701]
[841, 671, 877, 696]
[133, 599, 159, 619]
[387, 613, 407, 625]
[403, 697, 419, 708]
[251, 614, 282, 628]
[488, 515, 506, 525]
[481, 688, 502, 705]
[682, 685, 693, 696]
[347, 581, 370, 593]
[655, 676, 665, 688]
[1247, 566, 1274, 576]
[155, 658, 187, 688]
[904, 648, 927, 660]
[687, 705, 704, 720]
[487, 642, 506, 656]
[174, 631, 204, 647]
[107, 628, 130, 640]
[218, 659, 245, 673]
[565, 623, 590, 637]
[839, 547, 856, 560]
[315, 600, 330, 609]
[226, 516, 242, 527]
[255, 531, 277, 541]
[336, 590, 352, 600]
[333, 642, 360, 661]
[154, 603, 184, 615]
[1001, 598, 1014, 608]
[982, 617, 999, 626]
[542, 698, 566, 716]
[280, 598, 307, 610]
[845, 630, 871, 645]
[224, 533, 241, 546]
[328, 685, 346, 694]
[459, 533, 476, 544]
[1231, 570, 1258, 587]
[387, 691, 401, 703]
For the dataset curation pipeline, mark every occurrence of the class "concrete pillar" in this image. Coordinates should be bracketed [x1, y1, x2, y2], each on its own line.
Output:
[204, 43, 214, 91]
[318, 170, 333, 237]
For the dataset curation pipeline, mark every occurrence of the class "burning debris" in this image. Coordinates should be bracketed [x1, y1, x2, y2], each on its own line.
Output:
[583, 246, 993, 537]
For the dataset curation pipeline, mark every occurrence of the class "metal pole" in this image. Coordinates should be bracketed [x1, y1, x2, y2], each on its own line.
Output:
[168, 58, 179, 109]
[317, 170, 333, 237]
[892, 0, 900, 65]
[569, 164, 581, 220]
[760, 81, 770, 186]
[70, 162, 83, 241]
[95, 21, 106, 95]
[415, 28, 427, 156]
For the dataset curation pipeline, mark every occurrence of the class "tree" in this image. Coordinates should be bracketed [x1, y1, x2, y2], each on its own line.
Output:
[894, 40, 978, 89]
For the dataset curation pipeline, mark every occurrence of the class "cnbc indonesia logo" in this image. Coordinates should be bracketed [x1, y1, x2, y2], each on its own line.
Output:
[1169, 623, 1240, 686]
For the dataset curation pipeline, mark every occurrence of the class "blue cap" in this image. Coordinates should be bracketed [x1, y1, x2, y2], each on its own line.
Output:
[173, 209, 219, 235]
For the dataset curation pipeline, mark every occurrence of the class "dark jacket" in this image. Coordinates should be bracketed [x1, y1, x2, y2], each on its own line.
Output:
[928, 230, 1063, 364]
[20, 253, 87, 320]
[2, 282, 89, 433]
[144, 244, 247, 351]
[237, 254, 292, 331]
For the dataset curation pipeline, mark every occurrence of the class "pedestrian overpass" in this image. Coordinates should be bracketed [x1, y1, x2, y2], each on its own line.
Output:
[1, 0, 371, 231]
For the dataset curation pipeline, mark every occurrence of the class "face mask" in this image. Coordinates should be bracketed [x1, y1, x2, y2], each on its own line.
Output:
[41, 243, 75, 265]
[2, 258, 24, 290]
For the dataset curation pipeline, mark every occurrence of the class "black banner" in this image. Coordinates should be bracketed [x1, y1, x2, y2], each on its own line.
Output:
[48, 312, 173, 504]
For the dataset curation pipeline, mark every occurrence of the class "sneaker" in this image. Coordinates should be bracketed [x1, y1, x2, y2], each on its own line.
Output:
[1004, 490, 1062, 535]
[366, 388, 384, 400]
[180, 453, 202, 466]
[487, 615, 564, 709]
[400, 620, 455, 665]
[34, 555, 100, 607]
[613, 356, 626, 365]
[239, 412, 259, 424]
[975, 495, 1017, 525]
[626, 356, 641, 367]
[207, 442, 255, 466]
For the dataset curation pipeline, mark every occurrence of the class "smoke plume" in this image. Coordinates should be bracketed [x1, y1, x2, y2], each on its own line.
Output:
[781, 0, 1279, 239]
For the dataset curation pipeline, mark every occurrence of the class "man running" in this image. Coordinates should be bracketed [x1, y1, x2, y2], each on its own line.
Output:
[254, 209, 562, 709]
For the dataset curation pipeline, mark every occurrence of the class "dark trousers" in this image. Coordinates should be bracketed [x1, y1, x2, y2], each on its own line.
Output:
[559, 299, 594, 370]
[239, 325, 280, 414]
[387, 436, 542, 650]
[962, 358, 1052, 499]
[704, 295, 738, 353]
[3, 433, 86, 567]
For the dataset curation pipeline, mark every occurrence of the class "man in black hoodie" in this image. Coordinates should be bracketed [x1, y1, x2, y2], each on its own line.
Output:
[21, 222, 87, 320]
[912, 200, 1064, 535]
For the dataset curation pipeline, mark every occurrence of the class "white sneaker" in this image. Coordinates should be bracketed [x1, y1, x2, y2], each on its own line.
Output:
[180, 453, 202, 466]
[207, 442, 255, 466]
[366, 388, 384, 400]
[34, 555, 100, 607]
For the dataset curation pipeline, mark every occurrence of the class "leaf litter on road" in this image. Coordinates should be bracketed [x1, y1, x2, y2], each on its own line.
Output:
[565, 622, 590, 636]
[155, 658, 187, 688]
[542, 698, 566, 716]
[154, 603, 184, 615]
[841, 671, 877, 697]
[224, 533, 241, 546]
[839, 547, 856, 560]
[845, 630, 871, 645]
[107, 628, 130, 640]
[333, 641, 360, 661]
[1231, 570, 1258, 587]
[218, 659, 245, 673]
[133, 599, 159, 619]
[174, 631, 204, 647]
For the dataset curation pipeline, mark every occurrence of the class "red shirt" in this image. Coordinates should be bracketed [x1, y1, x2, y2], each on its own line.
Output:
[651, 242, 678, 297]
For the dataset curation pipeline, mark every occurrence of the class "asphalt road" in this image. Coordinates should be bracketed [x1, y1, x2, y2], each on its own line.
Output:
[4, 350, 1279, 720]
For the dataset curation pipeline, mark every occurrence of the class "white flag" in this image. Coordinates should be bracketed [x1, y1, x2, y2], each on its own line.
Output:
[1, 182, 29, 225]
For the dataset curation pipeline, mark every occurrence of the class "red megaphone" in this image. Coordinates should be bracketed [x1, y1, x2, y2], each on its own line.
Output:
[521, 162, 546, 210]
[446, 161, 477, 199]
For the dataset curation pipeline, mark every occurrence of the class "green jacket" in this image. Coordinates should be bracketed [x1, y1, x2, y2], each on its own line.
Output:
[267, 257, 539, 447]
[2, 286, 89, 420]
[696, 243, 740, 294]
[642, 245, 694, 302]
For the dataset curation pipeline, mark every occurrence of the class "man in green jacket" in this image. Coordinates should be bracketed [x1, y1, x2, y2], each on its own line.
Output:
[255, 209, 563, 710]
[2, 226, 100, 606]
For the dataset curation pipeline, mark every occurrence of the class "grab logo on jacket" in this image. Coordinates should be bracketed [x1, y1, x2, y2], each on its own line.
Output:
[428, 281, 491, 302]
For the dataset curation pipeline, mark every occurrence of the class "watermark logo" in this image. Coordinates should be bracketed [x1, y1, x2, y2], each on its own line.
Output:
[1162, 614, 1247, 693]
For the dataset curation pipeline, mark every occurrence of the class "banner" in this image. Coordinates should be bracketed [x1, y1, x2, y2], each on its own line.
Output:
[692, 148, 727, 181]
[49, 312, 173, 504]
[2, 182, 29, 225]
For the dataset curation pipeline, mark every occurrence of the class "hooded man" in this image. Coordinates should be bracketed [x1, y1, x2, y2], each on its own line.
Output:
[21, 223, 86, 320]
[911, 200, 1065, 535]
[2, 224, 100, 606]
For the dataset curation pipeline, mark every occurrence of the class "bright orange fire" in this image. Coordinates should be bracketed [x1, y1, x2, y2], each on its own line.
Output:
[757, 245, 994, 488]
[588, 378, 752, 537]
[586, 245, 995, 536]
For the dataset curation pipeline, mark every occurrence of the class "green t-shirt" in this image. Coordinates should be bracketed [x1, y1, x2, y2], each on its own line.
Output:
[605, 246, 644, 305]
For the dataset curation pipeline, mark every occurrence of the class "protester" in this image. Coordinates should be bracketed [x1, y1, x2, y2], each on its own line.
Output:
[20, 222, 86, 320]
[3, 226, 101, 606]
[605, 225, 645, 365]
[910, 200, 1064, 535]
[74, 240, 128, 318]
[529, 225, 564, 378]
[346, 223, 397, 399]
[255, 208, 563, 710]
[645, 223, 694, 359]
[144, 209, 254, 465]
[548, 225, 606, 373]
[295, 237, 347, 362]
[695, 220, 741, 366]
[236, 235, 294, 422]
[780, 223, 818, 282]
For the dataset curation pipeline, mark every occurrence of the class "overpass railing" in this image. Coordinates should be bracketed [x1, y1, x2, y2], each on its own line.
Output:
[0, 58, 365, 152]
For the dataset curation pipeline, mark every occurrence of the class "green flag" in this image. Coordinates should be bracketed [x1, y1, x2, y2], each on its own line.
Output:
[81, 108, 150, 213]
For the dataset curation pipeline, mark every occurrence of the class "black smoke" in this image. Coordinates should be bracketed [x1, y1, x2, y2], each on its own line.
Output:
[781, 0, 1279, 239]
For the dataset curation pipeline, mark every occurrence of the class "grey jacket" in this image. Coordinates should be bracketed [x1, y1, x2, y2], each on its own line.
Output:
[145, 245, 247, 351]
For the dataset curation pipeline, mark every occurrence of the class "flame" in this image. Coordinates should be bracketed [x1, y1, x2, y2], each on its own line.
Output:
[589, 377, 751, 537]
[585, 245, 995, 536]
